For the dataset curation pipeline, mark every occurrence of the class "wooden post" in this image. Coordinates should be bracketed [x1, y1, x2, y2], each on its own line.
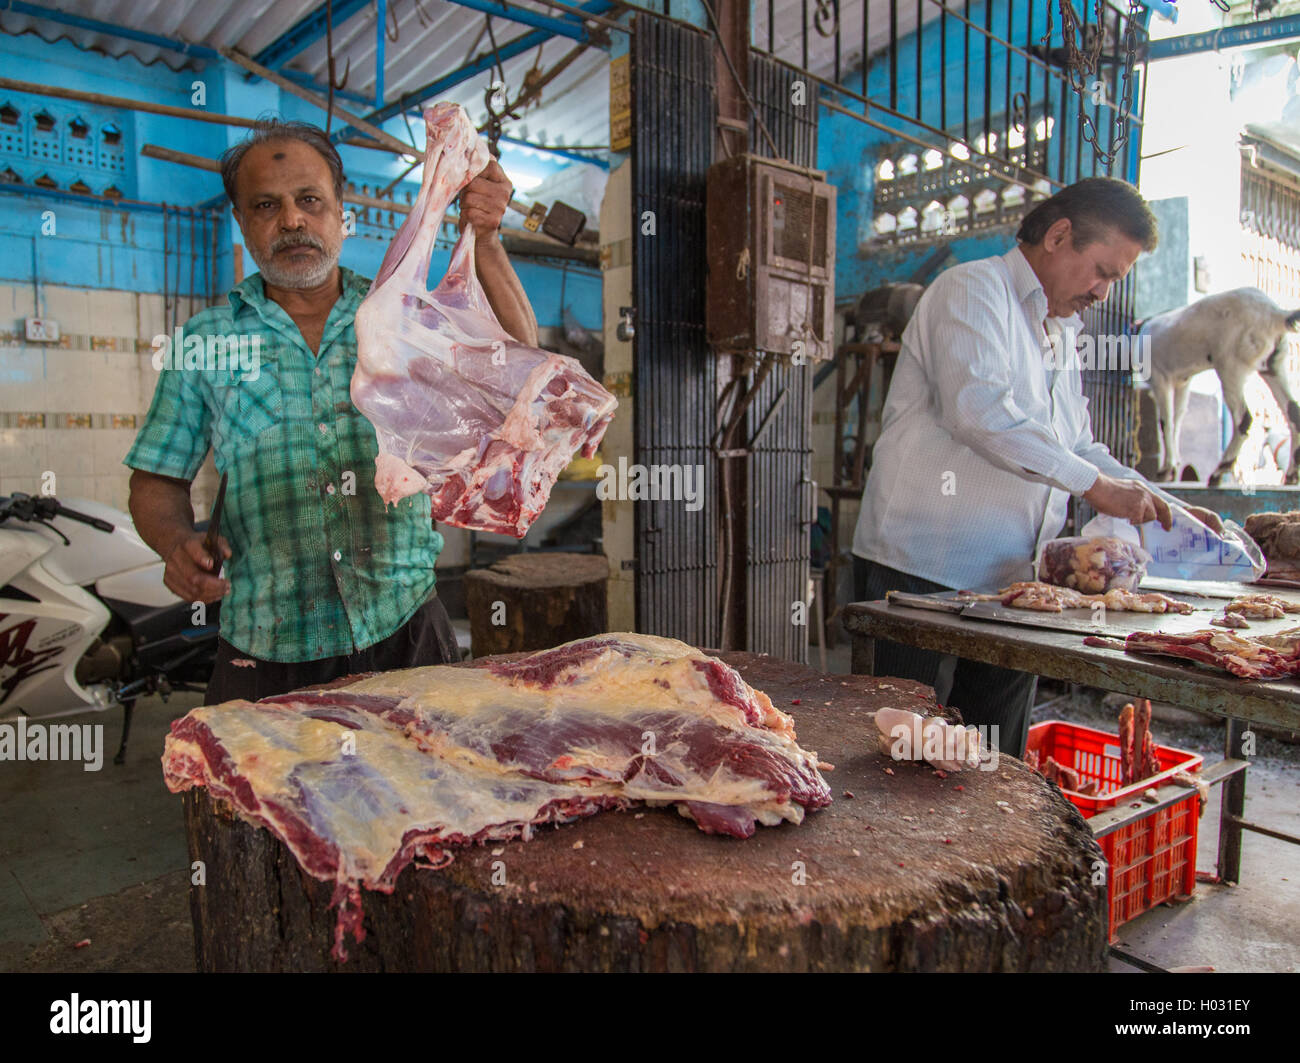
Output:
[465, 552, 609, 657]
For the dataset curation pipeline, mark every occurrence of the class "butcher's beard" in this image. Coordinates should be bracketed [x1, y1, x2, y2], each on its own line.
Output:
[250, 230, 341, 289]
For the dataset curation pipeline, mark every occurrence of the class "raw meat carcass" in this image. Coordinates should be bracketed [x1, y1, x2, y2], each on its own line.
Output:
[1121, 626, 1300, 680]
[1037, 536, 1151, 593]
[351, 102, 617, 537]
[162, 633, 832, 960]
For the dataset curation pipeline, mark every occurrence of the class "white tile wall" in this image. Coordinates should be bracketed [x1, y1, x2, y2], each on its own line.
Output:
[0, 284, 160, 517]
[0, 349, 47, 411]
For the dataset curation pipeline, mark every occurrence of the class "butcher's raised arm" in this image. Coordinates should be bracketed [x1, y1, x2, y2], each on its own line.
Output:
[460, 157, 540, 348]
[476, 235, 539, 348]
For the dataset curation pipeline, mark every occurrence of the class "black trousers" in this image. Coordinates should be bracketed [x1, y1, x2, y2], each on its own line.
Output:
[204, 592, 461, 705]
[854, 557, 1036, 758]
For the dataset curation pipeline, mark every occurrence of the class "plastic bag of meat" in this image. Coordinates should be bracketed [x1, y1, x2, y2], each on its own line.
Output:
[352, 102, 618, 537]
[1035, 536, 1151, 593]
[1081, 503, 1265, 583]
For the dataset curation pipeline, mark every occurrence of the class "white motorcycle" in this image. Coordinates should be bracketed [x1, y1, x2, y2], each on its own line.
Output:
[0, 492, 219, 763]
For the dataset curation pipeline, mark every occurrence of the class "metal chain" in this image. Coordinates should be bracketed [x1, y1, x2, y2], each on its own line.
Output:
[1047, 0, 1143, 170]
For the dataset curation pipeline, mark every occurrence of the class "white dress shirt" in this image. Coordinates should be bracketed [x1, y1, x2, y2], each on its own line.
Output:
[852, 245, 1146, 591]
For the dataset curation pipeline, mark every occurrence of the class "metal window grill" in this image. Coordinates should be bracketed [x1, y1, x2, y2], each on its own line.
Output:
[1241, 156, 1300, 307]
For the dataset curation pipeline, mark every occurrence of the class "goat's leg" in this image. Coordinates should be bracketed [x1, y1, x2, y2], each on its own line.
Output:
[1259, 340, 1300, 486]
[1208, 367, 1255, 486]
[1150, 374, 1178, 480]
[1170, 380, 1192, 478]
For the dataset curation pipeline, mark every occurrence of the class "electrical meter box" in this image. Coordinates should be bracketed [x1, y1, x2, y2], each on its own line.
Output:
[706, 154, 836, 361]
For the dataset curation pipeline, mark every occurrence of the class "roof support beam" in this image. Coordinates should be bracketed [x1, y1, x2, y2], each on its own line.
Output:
[439, 0, 590, 41]
[251, 0, 373, 71]
[498, 133, 609, 168]
[1147, 14, 1300, 61]
[336, 0, 614, 137]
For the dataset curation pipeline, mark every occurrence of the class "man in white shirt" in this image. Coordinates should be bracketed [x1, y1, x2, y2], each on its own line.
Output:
[852, 177, 1223, 758]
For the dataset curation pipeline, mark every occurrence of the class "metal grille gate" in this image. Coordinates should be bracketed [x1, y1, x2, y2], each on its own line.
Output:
[1242, 159, 1300, 307]
[1080, 272, 1140, 472]
[744, 53, 819, 663]
[631, 16, 720, 646]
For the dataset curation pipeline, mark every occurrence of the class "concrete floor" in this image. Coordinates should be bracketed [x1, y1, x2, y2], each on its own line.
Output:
[2, 644, 1295, 973]
[0, 692, 199, 973]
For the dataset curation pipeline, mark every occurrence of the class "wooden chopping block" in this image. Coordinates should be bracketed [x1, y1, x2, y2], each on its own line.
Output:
[181, 653, 1107, 972]
[464, 552, 608, 657]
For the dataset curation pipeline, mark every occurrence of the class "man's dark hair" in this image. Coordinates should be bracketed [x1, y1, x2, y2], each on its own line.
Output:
[1016, 176, 1157, 253]
[220, 119, 344, 207]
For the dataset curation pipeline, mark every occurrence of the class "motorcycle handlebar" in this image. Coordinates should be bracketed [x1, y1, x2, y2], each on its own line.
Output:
[0, 492, 116, 533]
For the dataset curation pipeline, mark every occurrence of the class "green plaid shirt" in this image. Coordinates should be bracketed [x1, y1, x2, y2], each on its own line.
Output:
[125, 266, 443, 663]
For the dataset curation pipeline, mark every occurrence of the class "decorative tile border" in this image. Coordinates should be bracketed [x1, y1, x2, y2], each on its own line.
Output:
[0, 329, 153, 352]
[0, 412, 137, 429]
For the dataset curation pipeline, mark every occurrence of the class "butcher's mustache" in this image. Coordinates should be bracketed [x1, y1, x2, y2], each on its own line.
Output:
[270, 233, 324, 254]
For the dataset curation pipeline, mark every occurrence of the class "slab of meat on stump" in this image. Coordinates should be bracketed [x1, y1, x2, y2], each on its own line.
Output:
[162, 633, 832, 960]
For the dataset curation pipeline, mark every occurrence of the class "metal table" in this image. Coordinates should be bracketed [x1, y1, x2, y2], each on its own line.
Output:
[842, 597, 1300, 886]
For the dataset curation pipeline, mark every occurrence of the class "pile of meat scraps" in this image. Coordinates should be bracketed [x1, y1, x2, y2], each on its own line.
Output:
[1025, 700, 1160, 795]
[162, 634, 832, 960]
[351, 101, 617, 537]
[956, 582, 1192, 614]
[1037, 536, 1150, 593]
[1108, 626, 1300, 679]
[1243, 512, 1300, 580]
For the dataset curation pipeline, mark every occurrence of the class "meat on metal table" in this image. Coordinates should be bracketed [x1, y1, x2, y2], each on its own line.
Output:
[842, 597, 1300, 885]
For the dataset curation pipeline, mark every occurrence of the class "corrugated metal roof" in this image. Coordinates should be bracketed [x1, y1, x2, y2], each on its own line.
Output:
[752, 0, 939, 84]
[0, 1, 965, 155]
[1, 0, 615, 152]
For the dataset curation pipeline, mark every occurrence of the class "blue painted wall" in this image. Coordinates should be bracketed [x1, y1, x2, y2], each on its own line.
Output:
[0, 32, 599, 331]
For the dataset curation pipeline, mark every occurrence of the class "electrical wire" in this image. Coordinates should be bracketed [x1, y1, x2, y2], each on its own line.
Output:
[696, 0, 781, 157]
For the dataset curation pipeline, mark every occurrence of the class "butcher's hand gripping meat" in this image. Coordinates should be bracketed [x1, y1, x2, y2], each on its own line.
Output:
[351, 102, 617, 537]
[162, 634, 831, 960]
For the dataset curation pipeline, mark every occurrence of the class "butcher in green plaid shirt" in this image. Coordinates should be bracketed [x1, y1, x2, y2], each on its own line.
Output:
[126, 120, 538, 705]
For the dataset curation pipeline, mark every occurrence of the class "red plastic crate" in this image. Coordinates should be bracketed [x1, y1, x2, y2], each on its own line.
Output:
[1026, 720, 1204, 941]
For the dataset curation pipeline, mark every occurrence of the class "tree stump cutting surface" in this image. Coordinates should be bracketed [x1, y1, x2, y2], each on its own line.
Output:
[464, 552, 608, 657]
[181, 653, 1107, 972]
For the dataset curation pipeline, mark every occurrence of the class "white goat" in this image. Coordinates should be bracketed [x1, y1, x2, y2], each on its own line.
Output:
[1140, 287, 1300, 485]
